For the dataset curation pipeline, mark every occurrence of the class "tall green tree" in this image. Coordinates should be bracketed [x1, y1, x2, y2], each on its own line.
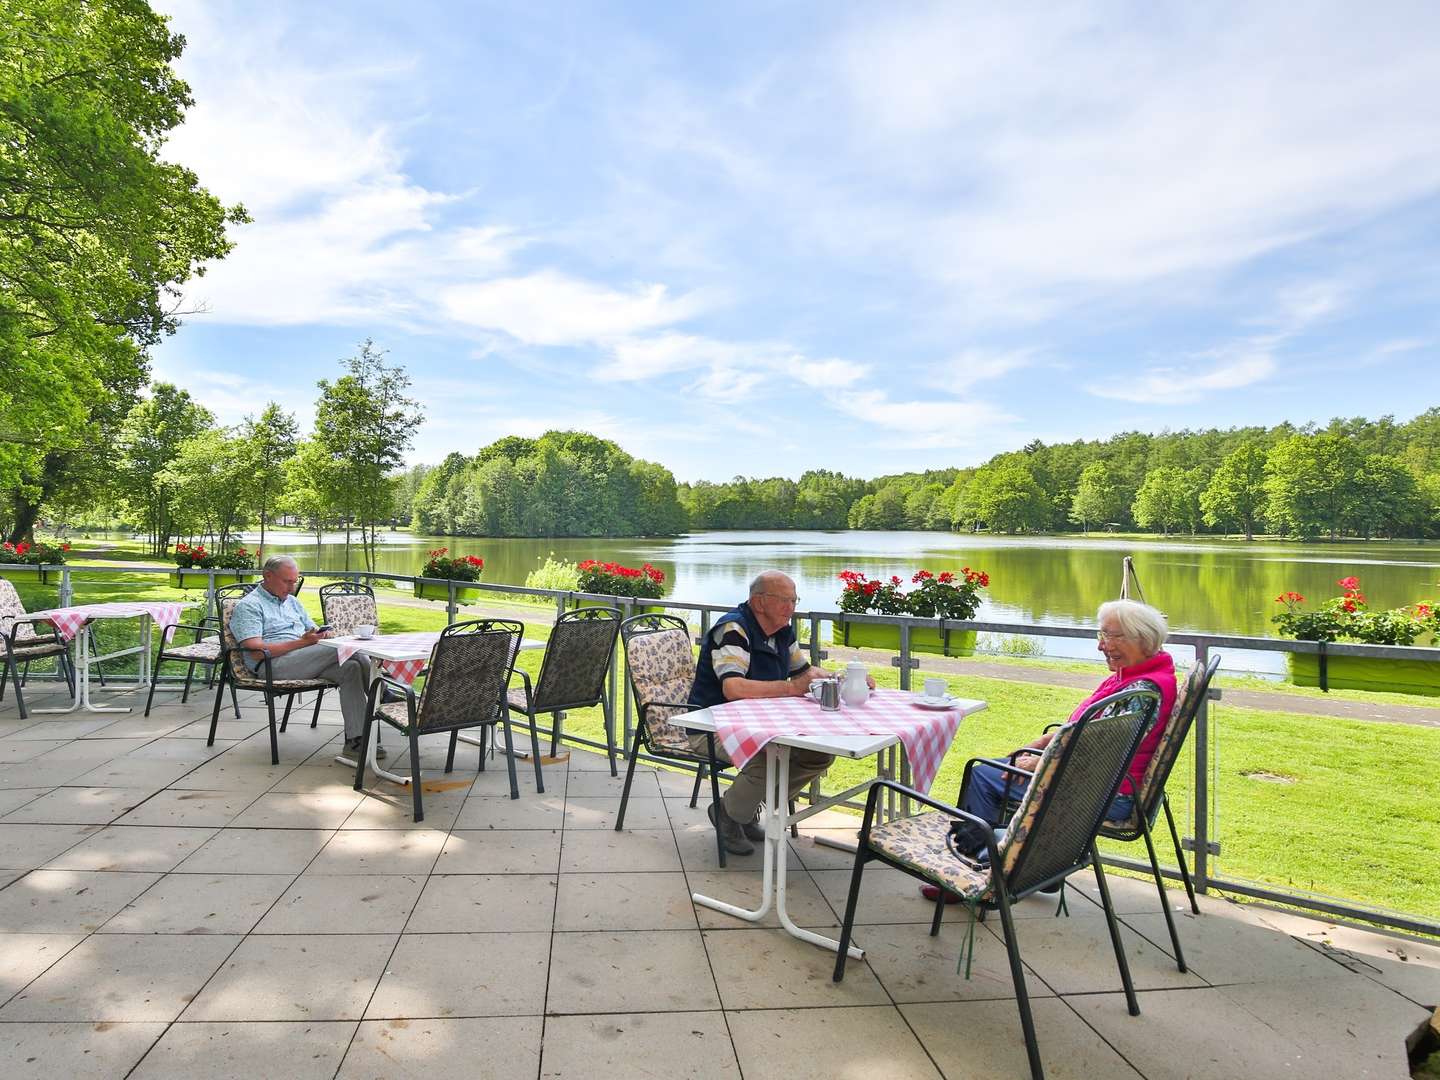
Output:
[1, 0, 245, 538]
[1068, 462, 1120, 534]
[1131, 467, 1188, 536]
[280, 438, 342, 545]
[240, 403, 298, 558]
[1264, 433, 1364, 540]
[160, 426, 253, 548]
[954, 459, 1049, 533]
[313, 340, 423, 570]
[1201, 441, 1268, 539]
[117, 383, 213, 554]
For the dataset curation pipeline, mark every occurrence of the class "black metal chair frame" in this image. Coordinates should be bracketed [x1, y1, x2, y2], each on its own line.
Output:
[353, 618, 525, 821]
[615, 613, 736, 867]
[144, 582, 255, 718]
[507, 605, 621, 774]
[833, 685, 1161, 1080]
[1092, 654, 1221, 972]
[206, 596, 332, 765]
[0, 614, 76, 719]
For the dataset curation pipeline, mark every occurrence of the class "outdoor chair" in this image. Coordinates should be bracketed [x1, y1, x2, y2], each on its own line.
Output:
[0, 577, 76, 719]
[353, 618, 524, 821]
[1094, 654, 1221, 972]
[144, 582, 255, 717]
[616, 613, 737, 865]
[319, 580, 379, 636]
[833, 683, 1162, 1080]
[506, 605, 621, 776]
[206, 597, 334, 764]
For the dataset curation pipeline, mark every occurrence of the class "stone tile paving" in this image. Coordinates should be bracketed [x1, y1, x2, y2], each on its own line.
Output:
[0, 677, 1435, 1079]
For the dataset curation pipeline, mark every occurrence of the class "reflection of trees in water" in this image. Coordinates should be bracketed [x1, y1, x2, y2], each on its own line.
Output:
[278, 531, 1440, 637]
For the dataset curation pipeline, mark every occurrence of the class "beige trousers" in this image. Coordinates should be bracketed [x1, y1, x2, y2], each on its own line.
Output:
[688, 732, 834, 822]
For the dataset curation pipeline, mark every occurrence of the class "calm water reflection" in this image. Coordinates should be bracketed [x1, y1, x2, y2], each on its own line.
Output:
[263, 529, 1440, 645]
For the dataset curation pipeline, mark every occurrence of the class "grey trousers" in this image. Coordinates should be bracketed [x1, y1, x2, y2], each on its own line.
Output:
[688, 732, 834, 822]
[264, 645, 372, 739]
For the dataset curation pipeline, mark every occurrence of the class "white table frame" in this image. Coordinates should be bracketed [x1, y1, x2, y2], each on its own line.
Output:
[320, 633, 544, 786]
[35, 608, 187, 715]
[682, 697, 987, 958]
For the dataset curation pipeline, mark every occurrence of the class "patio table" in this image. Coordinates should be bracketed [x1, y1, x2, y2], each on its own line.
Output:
[320, 630, 544, 785]
[29, 601, 190, 714]
[683, 688, 985, 958]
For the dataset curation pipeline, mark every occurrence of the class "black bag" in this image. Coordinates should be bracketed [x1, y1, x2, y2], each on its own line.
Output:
[946, 817, 994, 861]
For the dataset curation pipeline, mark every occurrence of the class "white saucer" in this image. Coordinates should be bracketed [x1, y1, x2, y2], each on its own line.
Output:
[914, 694, 956, 709]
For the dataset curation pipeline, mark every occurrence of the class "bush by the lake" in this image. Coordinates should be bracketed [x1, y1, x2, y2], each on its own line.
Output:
[837, 568, 989, 620]
[523, 556, 582, 595]
[576, 559, 665, 599]
[420, 547, 484, 582]
[1273, 576, 1438, 645]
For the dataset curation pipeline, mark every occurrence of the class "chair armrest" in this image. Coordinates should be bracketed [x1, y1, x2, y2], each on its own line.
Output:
[367, 672, 417, 725]
[859, 779, 1007, 868]
[971, 756, 1036, 782]
[648, 700, 697, 712]
[6, 615, 65, 645]
[1042, 723, 1063, 734]
[507, 668, 534, 701]
[161, 621, 217, 647]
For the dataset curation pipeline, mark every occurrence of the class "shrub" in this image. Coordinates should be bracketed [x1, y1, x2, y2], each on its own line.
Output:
[524, 556, 581, 594]
[576, 559, 665, 600]
[420, 548, 484, 582]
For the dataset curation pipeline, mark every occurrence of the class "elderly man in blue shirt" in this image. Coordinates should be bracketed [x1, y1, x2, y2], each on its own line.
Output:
[229, 555, 374, 756]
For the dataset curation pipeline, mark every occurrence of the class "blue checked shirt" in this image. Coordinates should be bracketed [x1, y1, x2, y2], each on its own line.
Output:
[229, 584, 316, 670]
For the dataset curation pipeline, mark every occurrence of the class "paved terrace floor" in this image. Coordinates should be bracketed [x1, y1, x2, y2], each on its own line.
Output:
[0, 678, 1436, 1080]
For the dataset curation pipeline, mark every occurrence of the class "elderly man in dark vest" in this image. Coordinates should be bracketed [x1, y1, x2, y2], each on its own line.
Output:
[687, 570, 872, 856]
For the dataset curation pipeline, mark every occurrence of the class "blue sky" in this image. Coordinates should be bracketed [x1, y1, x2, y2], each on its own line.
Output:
[152, 1, 1440, 481]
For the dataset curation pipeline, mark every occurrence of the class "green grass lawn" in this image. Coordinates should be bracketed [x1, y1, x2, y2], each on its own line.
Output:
[7, 553, 1438, 924]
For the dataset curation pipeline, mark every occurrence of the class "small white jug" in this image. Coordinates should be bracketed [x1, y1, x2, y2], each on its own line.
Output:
[841, 661, 870, 706]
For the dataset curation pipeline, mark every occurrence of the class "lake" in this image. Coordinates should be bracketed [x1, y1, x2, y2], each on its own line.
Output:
[253, 529, 1440, 668]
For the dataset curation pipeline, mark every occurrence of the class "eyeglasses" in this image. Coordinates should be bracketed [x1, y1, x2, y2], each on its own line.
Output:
[763, 593, 800, 605]
[1096, 630, 1129, 642]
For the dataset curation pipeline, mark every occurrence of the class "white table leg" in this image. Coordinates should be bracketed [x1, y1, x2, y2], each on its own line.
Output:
[37, 619, 127, 714]
[691, 744, 864, 960]
[335, 662, 413, 785]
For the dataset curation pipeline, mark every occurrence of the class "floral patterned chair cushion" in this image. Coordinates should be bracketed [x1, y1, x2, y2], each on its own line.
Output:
[321, 592, 379, 636]
[161, 639, 222, 663]
[866, 811, 994, 899]
[1101, 666, 1199, 836]
[625, 628, 698, 751]
[0, 579, 63, 652]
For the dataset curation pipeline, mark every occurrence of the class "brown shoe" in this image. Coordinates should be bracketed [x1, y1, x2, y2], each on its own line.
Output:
[708, 801, 755, 856]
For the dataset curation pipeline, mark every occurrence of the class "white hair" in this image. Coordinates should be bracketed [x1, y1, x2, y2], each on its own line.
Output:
[1097, 599, 1168, 655]
[749, 570, 792, 598]
[262, 555, 298, 575]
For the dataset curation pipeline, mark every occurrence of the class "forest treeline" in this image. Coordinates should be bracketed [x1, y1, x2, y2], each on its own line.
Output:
[407, 411, 1440, 540]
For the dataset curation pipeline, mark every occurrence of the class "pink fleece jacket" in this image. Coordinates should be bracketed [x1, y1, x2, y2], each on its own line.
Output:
[1066, 651, 1177, 795]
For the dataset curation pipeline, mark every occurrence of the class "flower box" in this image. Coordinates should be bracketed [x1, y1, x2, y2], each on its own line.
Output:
[413, 581, 483, 604]
[566, 598, 664, 615]
[169, 570, 254, 588]
[832, 617, 977, 657]
[1286, 652, 1440, 697]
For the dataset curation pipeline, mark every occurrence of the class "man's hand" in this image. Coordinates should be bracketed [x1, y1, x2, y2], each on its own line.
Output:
[1012, 752, 1041, 773]
[300, 628, 327, 645]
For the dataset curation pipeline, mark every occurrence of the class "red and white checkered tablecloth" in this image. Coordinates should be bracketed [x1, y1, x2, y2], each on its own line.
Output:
[711, 688, 963, 794]
[30, 602, 189, 643]
[332, 631, 440, 686]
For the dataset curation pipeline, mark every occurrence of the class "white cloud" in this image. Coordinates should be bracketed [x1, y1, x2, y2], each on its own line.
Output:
[1088, 347, 1277, 405]
[440, 273, 707, 346]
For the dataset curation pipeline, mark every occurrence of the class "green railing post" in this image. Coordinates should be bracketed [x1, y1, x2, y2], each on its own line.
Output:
[1192, 642, 1211, 895]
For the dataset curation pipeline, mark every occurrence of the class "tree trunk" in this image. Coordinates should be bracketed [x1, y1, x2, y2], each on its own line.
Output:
[7, 492, 41, 545]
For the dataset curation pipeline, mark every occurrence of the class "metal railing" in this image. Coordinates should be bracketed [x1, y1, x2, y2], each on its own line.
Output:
[7, 561, 1438, 935]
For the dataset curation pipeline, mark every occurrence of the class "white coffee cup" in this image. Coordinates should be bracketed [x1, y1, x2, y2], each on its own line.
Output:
[922, 677, 947, 701]
[354, 624, 376, 640]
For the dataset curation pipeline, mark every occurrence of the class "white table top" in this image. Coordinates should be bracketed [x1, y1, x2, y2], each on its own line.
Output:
[679, 695, 987, 759]
[316, 632, 545, 662]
